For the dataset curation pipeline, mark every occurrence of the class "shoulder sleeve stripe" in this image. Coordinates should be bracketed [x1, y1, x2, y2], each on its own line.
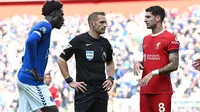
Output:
[168, 50, 178, 54]
[33, 31, 42, 38]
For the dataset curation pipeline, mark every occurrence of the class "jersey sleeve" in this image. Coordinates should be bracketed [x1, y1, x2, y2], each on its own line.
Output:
[106, 40, 113, 62]
[60, 37, 78, 61]
[168, 35, 179, 52]
[26, 22, 52, 69]
[33, 22, 52, 40]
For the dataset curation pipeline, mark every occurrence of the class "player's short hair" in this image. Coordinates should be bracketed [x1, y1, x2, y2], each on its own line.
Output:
[88, 12, 106, 22]
[42, 0, 63, 16]
[146, 5, 165, 22]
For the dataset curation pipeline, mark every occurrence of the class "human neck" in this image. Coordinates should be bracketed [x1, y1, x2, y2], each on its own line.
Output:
[45, 16, 53, 27]
[88, 30, 100, 39]
[152, 24, 164, 34]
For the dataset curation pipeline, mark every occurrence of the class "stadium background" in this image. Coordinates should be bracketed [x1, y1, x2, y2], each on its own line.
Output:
[0, 0, 200, 111]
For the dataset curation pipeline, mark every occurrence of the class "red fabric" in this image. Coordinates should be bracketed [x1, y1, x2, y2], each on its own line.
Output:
[141, 30, 179, 94]
[49, 85, 60, 108]
[140, 94, 172, 112]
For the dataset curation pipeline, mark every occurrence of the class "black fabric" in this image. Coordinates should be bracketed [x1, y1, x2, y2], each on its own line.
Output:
[75, 85, 108, 112]
[41, 105, 58, 112]
[60, 32, 113, 85]
[168, 49, 178, 54]
[65, 77, 73, 84]
[35, 29, 44, 40]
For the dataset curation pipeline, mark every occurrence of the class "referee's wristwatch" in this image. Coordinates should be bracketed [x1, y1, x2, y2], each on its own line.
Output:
[65, 76, 73, 84]
[107, 76, 114, 84]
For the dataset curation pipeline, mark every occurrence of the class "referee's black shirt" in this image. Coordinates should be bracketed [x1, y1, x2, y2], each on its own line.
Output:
[60, 32, 113, 85]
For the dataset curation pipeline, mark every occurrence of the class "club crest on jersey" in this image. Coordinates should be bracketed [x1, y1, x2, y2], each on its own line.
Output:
[86, 50, 94, 61]
[156, 42, 161, 49]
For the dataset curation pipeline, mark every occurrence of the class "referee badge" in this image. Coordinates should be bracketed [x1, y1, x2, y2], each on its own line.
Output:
[102, 52, 106, 61]
[86, 50, 94, 61]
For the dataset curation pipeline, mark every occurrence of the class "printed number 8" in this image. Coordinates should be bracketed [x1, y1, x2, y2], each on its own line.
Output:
[158, 103, 165, 112]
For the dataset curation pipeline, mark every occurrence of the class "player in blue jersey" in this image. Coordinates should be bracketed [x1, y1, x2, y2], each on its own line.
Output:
[16, 0, 64, 112]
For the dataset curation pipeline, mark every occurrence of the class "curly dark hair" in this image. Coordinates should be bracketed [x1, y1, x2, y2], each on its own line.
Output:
[42, 0, 63, 16]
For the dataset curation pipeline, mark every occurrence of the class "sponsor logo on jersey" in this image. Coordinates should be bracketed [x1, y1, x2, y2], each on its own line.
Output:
[86, 50, 94, 61]
[144, 53, 160, 61]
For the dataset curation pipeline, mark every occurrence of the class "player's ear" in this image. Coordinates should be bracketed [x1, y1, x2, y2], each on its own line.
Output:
[89, 21, 94, 27]
[156, 15, 160, 22]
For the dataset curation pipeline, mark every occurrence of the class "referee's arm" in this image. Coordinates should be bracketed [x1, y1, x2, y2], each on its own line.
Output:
[106, 45, 115, 78]
[57, 43, 75, 80]
[103, 60, 115, 91]
[57, 57, 71, 79]
[106, 60, 115, 78]
[57, 46, 87, 92]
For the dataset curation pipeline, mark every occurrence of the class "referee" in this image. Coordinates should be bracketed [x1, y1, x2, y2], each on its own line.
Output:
[57, 12, 115, 112]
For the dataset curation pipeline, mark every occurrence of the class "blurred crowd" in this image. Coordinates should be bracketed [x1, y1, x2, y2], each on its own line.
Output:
[0, 4, 200, 112]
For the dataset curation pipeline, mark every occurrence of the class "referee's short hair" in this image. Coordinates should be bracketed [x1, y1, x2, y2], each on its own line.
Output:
[88, 12, 105, 23]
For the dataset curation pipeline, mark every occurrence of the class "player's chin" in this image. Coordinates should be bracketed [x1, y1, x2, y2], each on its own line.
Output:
[56, 25, 62, 29]
[101, 31, 105, 34]
[146, 26, 152, 29]
[100, 30, 105, 34]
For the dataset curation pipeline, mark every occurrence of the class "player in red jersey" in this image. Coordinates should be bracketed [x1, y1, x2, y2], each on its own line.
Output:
[134, 6, 179, 112]
[44, 73, 61, 109]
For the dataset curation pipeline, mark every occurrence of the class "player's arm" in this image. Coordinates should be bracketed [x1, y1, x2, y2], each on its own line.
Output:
[141, 53, 178, 86]
[26, 24, 49, 81]
[26, 31, 44, 81]
[152, 37, 180, 76]
[158, 51, 179, 75]
[26, 30, 42, 69]
[133, 60, 144, 75]
[133, 41, 144, 75]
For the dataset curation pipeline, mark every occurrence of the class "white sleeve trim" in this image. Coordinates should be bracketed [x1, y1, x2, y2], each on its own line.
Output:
[33, 31, 42, 38]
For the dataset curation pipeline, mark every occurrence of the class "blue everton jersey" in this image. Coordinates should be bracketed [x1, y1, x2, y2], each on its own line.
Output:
[18, 20, 52, 85]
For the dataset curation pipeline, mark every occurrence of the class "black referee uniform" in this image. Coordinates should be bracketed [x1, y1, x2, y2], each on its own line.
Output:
[60, 32, 113, 112]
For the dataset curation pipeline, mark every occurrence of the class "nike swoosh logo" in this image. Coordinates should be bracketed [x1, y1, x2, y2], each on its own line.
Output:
[86, 43, 92, 46]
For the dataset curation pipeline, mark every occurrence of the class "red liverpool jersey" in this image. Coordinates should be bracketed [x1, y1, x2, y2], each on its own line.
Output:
[141, 30, 179, 94]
